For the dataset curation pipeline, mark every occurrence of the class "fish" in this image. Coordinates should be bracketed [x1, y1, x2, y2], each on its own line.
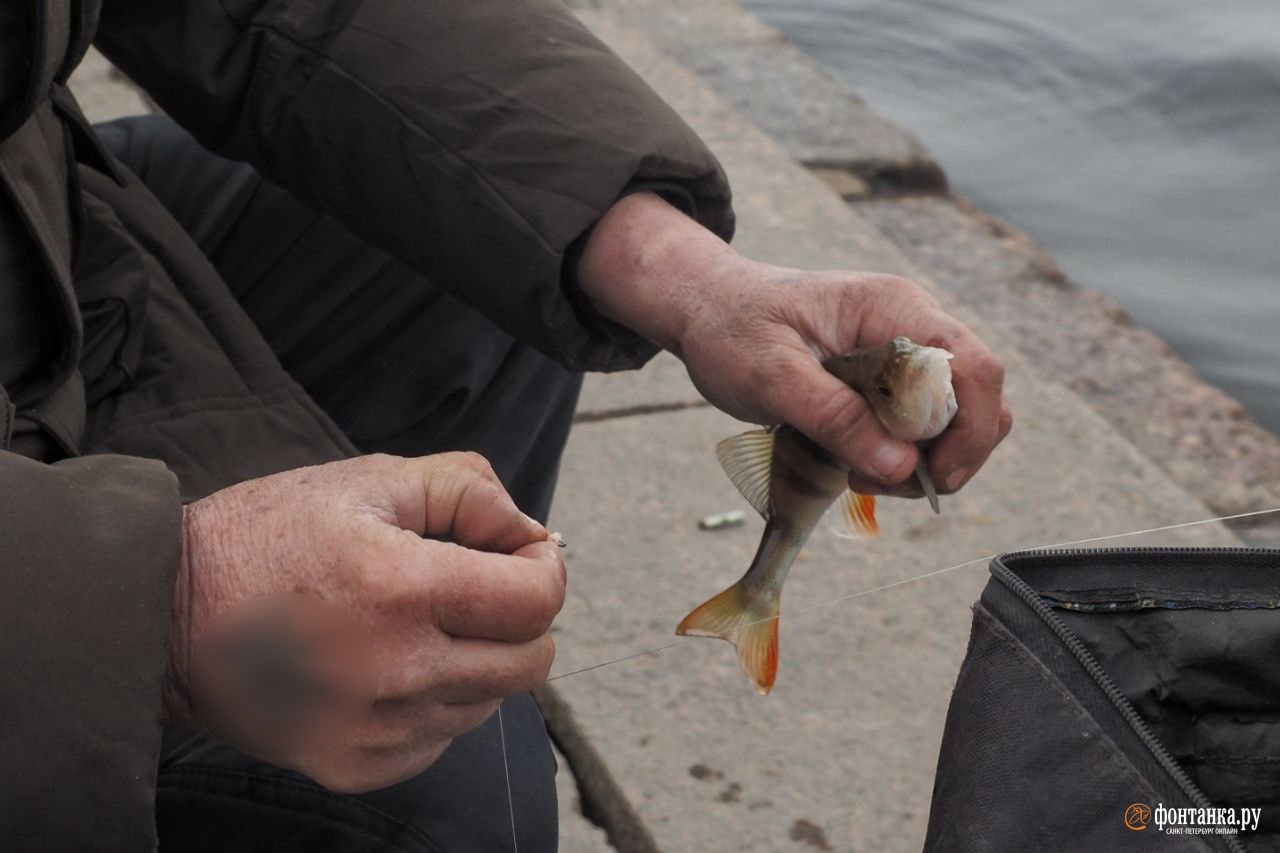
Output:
[675, 336, 959, 694]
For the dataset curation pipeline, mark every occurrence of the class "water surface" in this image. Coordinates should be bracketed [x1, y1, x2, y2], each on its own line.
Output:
[746, 0, 1280, 432]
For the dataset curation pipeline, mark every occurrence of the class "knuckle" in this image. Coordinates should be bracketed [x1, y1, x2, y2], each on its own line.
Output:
[999, 407, 1014, 437]
[431, 450, 495, 481]
[359, 452, 399, 476]
[971, 352, 1006, 387]
[871, 272, 913, 291]
[428, 704, 493, 740]
[452, 700, 501, 736]
[364, 700, 443, 750]
[414, 739, 451, 772]
[870, 273, 938, 305]
[456, 451, 496, 479]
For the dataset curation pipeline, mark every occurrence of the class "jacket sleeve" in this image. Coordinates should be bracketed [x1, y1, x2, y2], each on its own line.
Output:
[0, 450, 181, 850]
[95, 0, 736, 372]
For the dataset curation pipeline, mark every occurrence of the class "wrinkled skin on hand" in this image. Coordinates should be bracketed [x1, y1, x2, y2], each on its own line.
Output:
[577, 192, 1012, 499]
[678, 262, 1013, 498]
[168, 452, 565, 793]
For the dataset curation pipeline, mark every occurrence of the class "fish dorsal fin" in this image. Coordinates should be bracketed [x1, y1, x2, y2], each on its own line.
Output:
[715, 429, 775, 518]
[826, 490, 880, 539]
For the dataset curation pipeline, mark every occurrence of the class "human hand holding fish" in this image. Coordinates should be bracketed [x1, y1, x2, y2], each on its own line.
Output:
[577, 192, 1011, 500]
[578, 192, 1013, 692]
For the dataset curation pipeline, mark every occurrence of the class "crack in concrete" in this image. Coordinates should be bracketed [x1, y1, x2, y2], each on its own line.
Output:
[534, 685, 659, 853]
[573, 400, 710, 424]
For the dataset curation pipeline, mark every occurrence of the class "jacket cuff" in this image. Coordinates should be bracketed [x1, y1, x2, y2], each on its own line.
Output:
[0, 452, 182, 850]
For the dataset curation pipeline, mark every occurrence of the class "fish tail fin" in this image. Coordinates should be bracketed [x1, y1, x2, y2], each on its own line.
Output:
[676, 582, 781, 695]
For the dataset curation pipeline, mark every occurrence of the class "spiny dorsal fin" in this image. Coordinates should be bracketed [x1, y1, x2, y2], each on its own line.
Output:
[825, 490, 880, 539]
[715, 429, 774, 518]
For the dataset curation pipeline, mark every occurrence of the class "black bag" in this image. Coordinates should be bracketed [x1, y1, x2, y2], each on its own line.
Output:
[927, 548, 1280, 852]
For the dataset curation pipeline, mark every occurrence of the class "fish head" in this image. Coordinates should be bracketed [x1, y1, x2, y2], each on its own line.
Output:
[827, 336, 958, 441]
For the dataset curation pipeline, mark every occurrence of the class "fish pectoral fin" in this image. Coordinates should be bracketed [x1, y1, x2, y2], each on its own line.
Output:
[825, 490, 880, 539]
[676, 582, 781, 695]
[715, 429, 775, 519]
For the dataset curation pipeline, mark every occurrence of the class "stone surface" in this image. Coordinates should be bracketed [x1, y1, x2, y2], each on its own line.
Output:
[552, 12, 1241, 853]
[568, 0, 938, 181]
[549, 399, 1236, 852]
[554, 745, 615, 852]
[856, 195, 1280, 545]
[67, 49, 150, 123]
[809, 167, 871, 200]
[576, 0, 1280, 546]
[579, 352, 701, 416]
[572, 0, 1280, 547]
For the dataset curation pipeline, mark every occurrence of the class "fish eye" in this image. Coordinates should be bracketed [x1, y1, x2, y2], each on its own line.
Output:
[876, 384, 893, 398]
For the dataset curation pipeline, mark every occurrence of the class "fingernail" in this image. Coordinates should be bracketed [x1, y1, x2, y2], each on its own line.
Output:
[870, 440, 911, 479]
[945, 468, 970, 491]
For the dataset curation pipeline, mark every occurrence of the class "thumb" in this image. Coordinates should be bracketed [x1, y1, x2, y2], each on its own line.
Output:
[774, 358, 918, 485]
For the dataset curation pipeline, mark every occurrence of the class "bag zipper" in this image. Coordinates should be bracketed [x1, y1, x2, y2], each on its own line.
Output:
[992, 546, 1280, 853]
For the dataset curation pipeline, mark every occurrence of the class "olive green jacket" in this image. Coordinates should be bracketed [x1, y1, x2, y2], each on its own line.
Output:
[0, 1, 732, 847]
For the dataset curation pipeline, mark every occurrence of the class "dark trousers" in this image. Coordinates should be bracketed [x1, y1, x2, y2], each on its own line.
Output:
[99, 116, 583, 853]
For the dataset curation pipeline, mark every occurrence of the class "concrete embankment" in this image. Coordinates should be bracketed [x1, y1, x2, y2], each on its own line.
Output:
[567, 0, 1280, 548]
[71, 5, 1280, 851]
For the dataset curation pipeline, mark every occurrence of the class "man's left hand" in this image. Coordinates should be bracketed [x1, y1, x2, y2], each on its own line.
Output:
[576, 192, 1012, 499]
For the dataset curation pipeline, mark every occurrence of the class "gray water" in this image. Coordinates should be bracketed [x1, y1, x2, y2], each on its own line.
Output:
[745, 0, 1280, 434]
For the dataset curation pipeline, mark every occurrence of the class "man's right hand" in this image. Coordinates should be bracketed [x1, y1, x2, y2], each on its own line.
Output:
[166, 453, 565, 793]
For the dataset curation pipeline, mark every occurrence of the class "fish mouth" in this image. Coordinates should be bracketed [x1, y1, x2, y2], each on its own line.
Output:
[878, 340, 957, 441]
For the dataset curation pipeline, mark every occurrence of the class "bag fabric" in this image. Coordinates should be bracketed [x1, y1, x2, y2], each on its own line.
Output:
[927, 547, 1280, 852]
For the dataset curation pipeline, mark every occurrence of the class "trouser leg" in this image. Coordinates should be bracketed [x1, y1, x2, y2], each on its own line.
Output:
[98, 115, 576, 851]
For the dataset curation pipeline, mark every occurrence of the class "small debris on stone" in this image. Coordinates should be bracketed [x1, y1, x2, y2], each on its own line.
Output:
[717, 782, 743, 803]
[789, 818, 833, 850]
[698, 510, 747, 531]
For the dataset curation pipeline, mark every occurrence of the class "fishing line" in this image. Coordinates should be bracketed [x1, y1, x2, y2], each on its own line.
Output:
[497, 703, 519, 852]
[545, 505, 1280, 683]
[545, 643, 678, 682]
[778, 503, 1280, 624]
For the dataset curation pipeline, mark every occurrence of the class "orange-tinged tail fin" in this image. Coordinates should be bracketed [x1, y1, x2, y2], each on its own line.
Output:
[676, 582, 781, 694]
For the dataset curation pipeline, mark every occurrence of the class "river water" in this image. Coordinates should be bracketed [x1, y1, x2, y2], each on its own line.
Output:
[745, 0, 1280, 434]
